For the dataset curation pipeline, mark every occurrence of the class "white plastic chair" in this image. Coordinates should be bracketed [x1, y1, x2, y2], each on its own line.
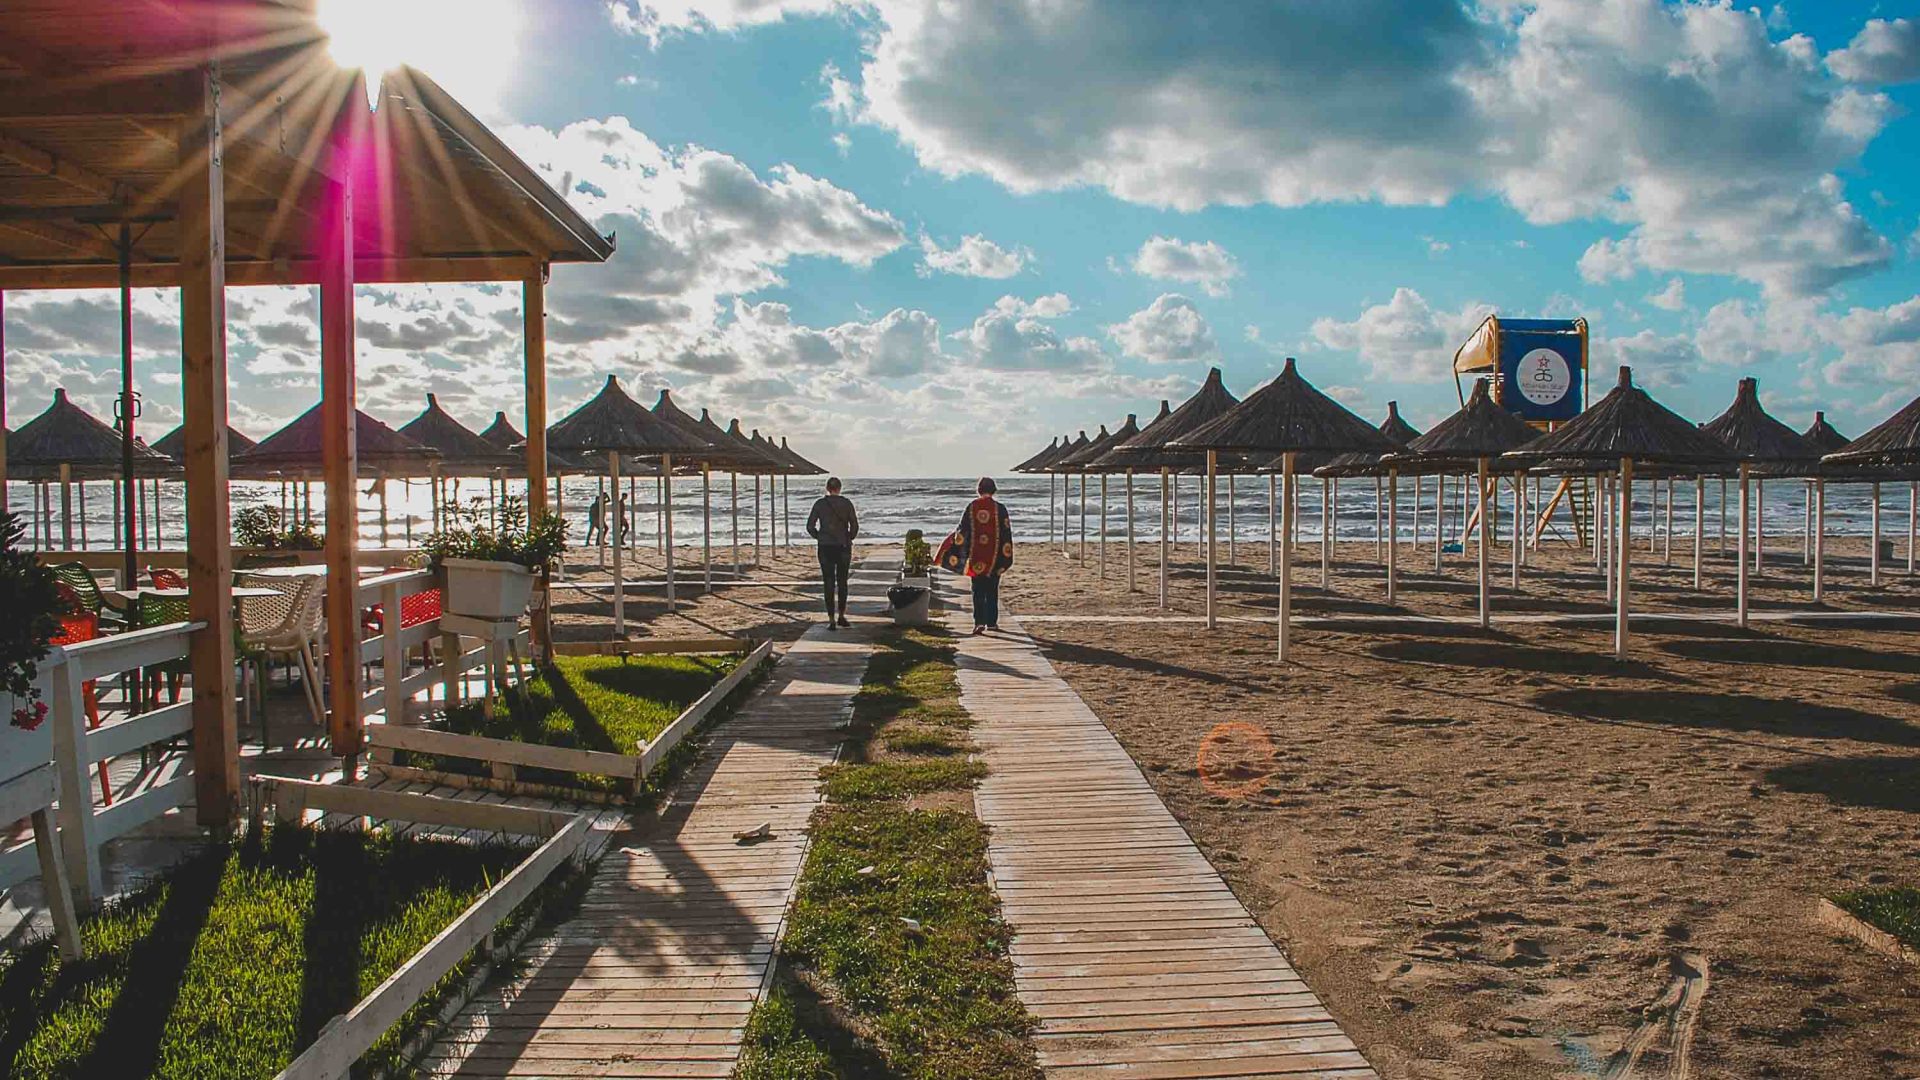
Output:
[238, 574, 325, 747]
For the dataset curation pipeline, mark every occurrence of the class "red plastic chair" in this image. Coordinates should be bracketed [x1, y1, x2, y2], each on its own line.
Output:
[148, 567, 186, 590]
[49, 584, 114, 806]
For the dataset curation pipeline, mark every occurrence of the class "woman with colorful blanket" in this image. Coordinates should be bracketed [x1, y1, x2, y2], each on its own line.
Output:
[937, 477, 1015, 634]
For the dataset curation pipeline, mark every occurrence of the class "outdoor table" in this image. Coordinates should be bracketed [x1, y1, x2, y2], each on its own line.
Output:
[107, 586, 283, 606]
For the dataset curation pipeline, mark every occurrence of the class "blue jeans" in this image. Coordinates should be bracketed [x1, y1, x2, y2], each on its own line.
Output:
[971, 574, 1001, 628]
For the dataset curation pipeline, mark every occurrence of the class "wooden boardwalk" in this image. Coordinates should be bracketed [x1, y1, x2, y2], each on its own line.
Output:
[953, 613, 1377, 1079]
[420, 570, 888, 1078]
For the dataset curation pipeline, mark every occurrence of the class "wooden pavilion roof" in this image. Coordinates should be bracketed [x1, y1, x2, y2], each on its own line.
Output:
[0, 0, 613, 289]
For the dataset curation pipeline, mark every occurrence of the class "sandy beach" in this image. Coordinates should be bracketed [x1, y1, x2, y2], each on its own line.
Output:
[991, 534, 1920, 1079]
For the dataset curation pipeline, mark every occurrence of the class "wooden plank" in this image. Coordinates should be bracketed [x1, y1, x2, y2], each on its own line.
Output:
[368, 723, 641, 781]
[256, 776, 569, 837]
[551, 637, 751, 657]
[275, 814, 591, 1080]
[92, 770, 194, 843]
[639, 640, 774, 775]
[85, 702, 192, 763]
[0, 762, 57, 825]
[953, 614, 1377, 1079]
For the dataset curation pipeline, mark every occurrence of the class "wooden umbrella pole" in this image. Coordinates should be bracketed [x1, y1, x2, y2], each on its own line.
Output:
[1079, 474, 1088, 563]
[1737, 462, 1750, 628]
[664, 454, 676, 612]
[1511, 471, 1522, 589]
[702, 464, 713, 594]
[1615, 457, 1633, 660]
[1278, 452, 1295, 662]
[609, 451, 625, 636]
[1170, 472, 1178, 556]
[1387, 468, 1399, 604]
[1373, 475, 1383, 561]
[1205, 450, 1217, 630]
[1268, 474, 1278, 577]
[59, 463, 70, 549]
[77, 480, 88, 550]
[1803, 481, 1813, 566]
[1319, 476, 1330, 588]
[1477, 458, 1491, 628]
[1871, 481, 1882, 587]
[1719, 476, 1728, 553]
[1755, 477, 1765, 571]
[1909, 480, 1917, 575]
[378, 473, 389, 549]
[1048, 472, 1055, 545]
[1601, 473, 1612, 594]
[112, 480, 120, 549]
[1100, 473, 1109, 581]
[1813, 478, 1826, 601]
[1663, 478, 1673, 564]
[1125, 469, 1136, 593]
[1158, 468, 1170, 610]
[731, 471, 740, 575]
[753, 471, 762, 567]
[1435, 474, 1445, 572]
[1693, 476, 1704, 590]
[1227, 473, 1237, 565]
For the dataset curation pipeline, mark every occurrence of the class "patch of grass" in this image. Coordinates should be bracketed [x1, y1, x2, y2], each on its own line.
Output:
[1834, 886, 1920, 950]
[736, 626, 1038, 1080]
[821, 759, 988, 802]
[422, 653, 738, 792]
[0, 823, 523, 1080]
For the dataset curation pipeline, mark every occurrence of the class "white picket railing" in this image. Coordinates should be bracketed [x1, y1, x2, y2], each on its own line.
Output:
[346, 569, 529, 726]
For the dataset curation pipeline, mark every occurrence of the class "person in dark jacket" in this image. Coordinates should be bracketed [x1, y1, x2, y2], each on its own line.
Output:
[937, 477, 1014, 634]
[806, 477, 859, 628]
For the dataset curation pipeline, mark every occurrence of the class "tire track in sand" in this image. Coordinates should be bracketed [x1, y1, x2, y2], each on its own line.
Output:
[1603, 950, 1709, 1080]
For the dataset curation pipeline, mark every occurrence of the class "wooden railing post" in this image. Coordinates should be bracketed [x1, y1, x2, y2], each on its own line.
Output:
[381, 580, 406, 726]
[46, 653, 101, 908]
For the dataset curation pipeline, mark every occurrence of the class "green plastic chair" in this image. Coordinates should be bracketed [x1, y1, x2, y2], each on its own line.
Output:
[51, 562, 126, 631]
[131, 592, 192, 709]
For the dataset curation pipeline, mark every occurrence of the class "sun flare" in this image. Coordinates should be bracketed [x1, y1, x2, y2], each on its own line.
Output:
[317, 0, 522, 111]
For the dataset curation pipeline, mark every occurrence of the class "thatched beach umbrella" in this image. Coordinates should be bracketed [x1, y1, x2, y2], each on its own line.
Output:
[1095, 407, 1166, 594]
[152, 422, 255, 462]
[1386, 380, 1539, 623]
[399, 394, 525, 544]
[1112, 368, 1240, 612]
[549, 375, 708, 632]
[1824, 393, 1920, 586]
[11, 388, 176, 559]
[771, 435, 827, 548]
[651, 390, 737, 592]
[235, 405, 440, 552]
[1014, 435, 1067, 544]
[1048, 430, 1093, 557]
[1505, 367, 1731, 658]
[1173, 358, 1397, 659]
[1304, 400, 1424, 587]
[748, 430, 797, 551]
[697, 411, 781, 572]
[1059, 420, 1137, 577]
[1699, 378, 1822, 622]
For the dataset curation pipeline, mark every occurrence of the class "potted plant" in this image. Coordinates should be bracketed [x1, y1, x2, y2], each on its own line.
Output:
[0, 512, 67, 781]
[423, 497, 568, 621]
[233, 505, 323, 552]
[890, 529, 933, 625]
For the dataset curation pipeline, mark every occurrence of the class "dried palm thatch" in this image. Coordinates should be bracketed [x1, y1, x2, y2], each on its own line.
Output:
[479, 411, 523, 449]
[1070, 414, 1143, 474]
[232, 405, 441, 480]
[1802, 411, 1851, 453]
[1504, 366, 1732, 469]
[1306, 399, 1426, 477]
[548, 375, 709, 457]
[1114, 367, 1238, 456]
[1045, 430, 1093, 473]
[1824, 392, 1920, 470]
[1056, 423, 1118, 473]
[700, 413, 784, 474]
[1174, 358, 1398, 456]
[747, 430, 799, 474]
[1012, 436, 1063, 473]
[1091, 406, 1170, 470]
[647, 389, 747, 469]
[151, 422, 255, 463]
[777, 437, 827, 475]
[10, 388, 180, 480]
[398, 393, 522, 476]
[1698, 378, 1823, 477]
[1385, 380, 1541, 476]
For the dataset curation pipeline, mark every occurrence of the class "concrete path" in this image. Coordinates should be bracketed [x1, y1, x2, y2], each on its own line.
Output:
[420, 564, 891, 1078]
[952, 608, 1377, 1078]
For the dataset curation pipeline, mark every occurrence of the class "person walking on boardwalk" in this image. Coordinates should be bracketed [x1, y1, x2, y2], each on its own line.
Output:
[806, 476, 859, 629]
[938, 477, 1014, 634]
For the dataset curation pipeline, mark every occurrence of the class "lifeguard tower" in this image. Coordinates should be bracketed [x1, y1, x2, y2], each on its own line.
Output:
[1452, 316, 1592, 545]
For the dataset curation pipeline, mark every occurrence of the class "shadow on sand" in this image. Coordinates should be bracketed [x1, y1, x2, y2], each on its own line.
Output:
[1532, 688, 1920, 746]
[1765, 755, 1920, 813]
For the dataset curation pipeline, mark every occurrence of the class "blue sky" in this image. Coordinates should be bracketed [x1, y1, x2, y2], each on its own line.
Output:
[9, 1, 1920, 474]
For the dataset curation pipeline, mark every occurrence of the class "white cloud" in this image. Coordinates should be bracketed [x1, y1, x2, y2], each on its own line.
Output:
[1646, 278, 1686, 311]
[951, 295, 1106, 372]
[1106, 294, 1218, 364]
[607, 0, 836, 42]
[1310, 287, 1493, 381]
[760, 0, 1898, 297]
[1593, 328, 1702, 390]
[1129, 237, 1240, 297]
[1828, 18, 1920, 84]
[918, 233, 1030, 278]
[1579, 238, 1639, 284]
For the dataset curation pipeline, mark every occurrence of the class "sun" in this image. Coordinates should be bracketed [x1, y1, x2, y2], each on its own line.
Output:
[317, 0, 522, 112]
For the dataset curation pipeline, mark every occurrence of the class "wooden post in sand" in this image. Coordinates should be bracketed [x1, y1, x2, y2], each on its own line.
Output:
[1871, 481, 1882, 587]
[1813, 478, 1827, 602]
[1615, 457, 1633, 660]
[1099, 473, 1109, 581]
[1737, 462, 1750, 628]
[1693, 476, 1704, 590]
[1476, 457, 1491, 629]
[1278, 452, 1295, 662]
[1386, 468, 1398, 604]
[1125, 469, 1136, 592]
[1268, 474, 1278, 577]
[1158, 468, 1170, 609]
[1205, 451, 1218, 630]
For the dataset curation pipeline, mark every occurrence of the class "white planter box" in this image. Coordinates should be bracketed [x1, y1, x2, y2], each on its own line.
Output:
[890, 574, 932, 626]
[442, 559, 536, 621]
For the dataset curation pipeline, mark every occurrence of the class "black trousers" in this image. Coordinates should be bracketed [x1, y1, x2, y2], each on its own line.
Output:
[818, 545, 851, 616]
[971, 573, 1001, 627]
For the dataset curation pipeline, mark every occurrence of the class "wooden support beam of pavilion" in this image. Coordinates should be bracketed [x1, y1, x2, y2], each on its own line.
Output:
[178, 63, 239, 828]
[320, 107, 362, 759]
[0, 255, 543, 290]
[524, 269, 550, 658]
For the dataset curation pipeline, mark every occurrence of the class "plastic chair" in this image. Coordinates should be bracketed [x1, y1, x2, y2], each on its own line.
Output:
[148, 566, 186, 590]
[51, 562, 126, 632]
[131, 592, 192, 709]
[49, 583, 114, 806]
[237, 574, 325, 747]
